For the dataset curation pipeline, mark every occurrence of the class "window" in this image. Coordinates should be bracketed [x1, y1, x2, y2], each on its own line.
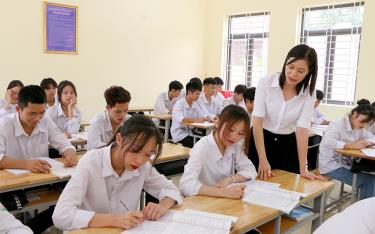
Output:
[300, 2, 364, 106]
[224, 12, 270, 90]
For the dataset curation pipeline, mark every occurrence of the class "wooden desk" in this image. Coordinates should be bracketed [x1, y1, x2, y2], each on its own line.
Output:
[80, 121, 90, 132]
[128, 106, 153, 114]
[145, 113, 172, 143]
[67, 170, 334, 234]
[155, 143, 190, 165]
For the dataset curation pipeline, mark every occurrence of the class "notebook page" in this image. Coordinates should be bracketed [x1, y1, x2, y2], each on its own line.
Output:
[163, 222, 228, 234]
[172, 212, 232, 231]
[361, 148, 375, 157]
[35, 157, 76, 178]
[184, 209, 238, 223]
[122, 220, 169, 234]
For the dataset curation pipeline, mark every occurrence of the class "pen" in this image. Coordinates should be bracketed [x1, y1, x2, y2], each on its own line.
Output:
[120, 200, 130, 211]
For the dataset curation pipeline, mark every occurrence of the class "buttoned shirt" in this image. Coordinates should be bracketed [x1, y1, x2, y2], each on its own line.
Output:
[196, 93, 222, 117]
[312, 108, 328, 125]
[45, 103, 82, 134]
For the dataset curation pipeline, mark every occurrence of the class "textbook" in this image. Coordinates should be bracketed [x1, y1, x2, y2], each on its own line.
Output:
[284, 206, 314, 221]
[123, 209, 238, 234]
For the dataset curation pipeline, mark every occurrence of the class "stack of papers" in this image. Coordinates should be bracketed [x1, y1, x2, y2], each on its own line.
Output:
[361, 148, 375, 157]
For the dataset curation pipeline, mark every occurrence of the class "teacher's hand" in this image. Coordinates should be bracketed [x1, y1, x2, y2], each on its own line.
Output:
[258, 158, 274, 180]
[300, 169, 327, 181]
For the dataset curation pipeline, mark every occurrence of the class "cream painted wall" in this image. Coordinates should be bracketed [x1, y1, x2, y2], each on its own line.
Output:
[204, 0, 375, 120]
[0, 0, 206, 119]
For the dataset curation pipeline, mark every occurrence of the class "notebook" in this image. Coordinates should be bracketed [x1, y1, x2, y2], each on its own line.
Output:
[284, 206, 314, 221]
[122, 209, 237, 234]
[361, 148, 375, 157]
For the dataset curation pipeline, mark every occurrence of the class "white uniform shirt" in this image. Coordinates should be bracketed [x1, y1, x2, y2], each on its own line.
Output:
[87, 111, 114, 150]
[214, 92, 225, 108]
[312, 108, 328, 125]
[314, 197, 375, 234]
[368, 124, 375, 135]
[318, 114, 375, 174]
[0, 99, 17, 118]
[171, 98, 206, 143]
[179, 133, 257, 196]
[196, 93, 222, 117]
[253, 73, 316, 134]
[46, 103, 82, 134]
[0, 202, 32, 234]
[46, 98, 58, 109]
[52, 145, 182, 231]
[153, 92, 178, 115]
[0, 113, 75, 161]
[222, 96, 247, 110]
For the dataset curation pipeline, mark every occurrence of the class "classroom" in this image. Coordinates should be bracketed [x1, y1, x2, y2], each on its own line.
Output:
[1, 0, 375, 234]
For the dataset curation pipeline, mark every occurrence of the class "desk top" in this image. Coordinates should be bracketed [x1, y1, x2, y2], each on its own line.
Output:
[144, 113, 172, 120]
[184, 122, 215, 129]
[67, 170, 334, 234]
[155, 143, 190, 164]
[336, 148, 375, 160]
[128, 106, 154, 112]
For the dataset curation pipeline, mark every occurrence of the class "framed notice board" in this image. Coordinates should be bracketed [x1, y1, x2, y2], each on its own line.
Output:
[44, 2, 78, 54]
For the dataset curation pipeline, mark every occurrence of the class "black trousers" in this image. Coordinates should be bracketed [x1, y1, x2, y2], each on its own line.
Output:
[178, 136, 195, 148]
[249, 128, 300, 174]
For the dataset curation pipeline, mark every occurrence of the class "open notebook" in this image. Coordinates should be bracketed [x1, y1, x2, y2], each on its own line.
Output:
[123, 209, 238, 234]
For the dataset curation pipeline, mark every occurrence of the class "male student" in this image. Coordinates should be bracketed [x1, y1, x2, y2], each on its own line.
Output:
[40, 77, 58, 108]
[313, 89, 330, 125]
[197, 77, 222, 117]
[213, 77, 225, 106]
[171, 81, 211, 147]
[87, 86, 131, 150]
[223, 84, 247, 109]
[243, 87, 256, 119]
[154, 80, 183, 114]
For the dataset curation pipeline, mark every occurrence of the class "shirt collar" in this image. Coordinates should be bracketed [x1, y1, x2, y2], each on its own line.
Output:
[206, 132, 236, 162]
[270, 73, 309, 97]
[182, 97, 193, 109]
[104, 111, 113, 133]
[14, 113, 46, 137]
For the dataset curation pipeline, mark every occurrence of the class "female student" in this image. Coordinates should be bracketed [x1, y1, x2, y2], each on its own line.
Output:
[0, 202, 32, 234]
[0, 80, 24, 118]
[319, 102, 375, 199]
[179, 105, 257, 198]
[40, 77, 58, 108]
[46, 80, 82, 137]
[250, 44, 323, 180]
[87, 86, 131, 150]
[53, 115, 182, 231]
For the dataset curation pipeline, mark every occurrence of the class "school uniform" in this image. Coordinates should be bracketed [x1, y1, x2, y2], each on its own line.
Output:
[171, 98, 206, 147]
[314, 197, 375, 234]
[312, 108, 328, 125]
[368, 123, 375, 135]
[319, 114, 375, 199]
[0, 202, 32, 234]
[45, 103, 83, 134]
[179, 132, 257, 196]
[87, 111, 130, 150]
[153, 91, 178, 115]
[214, 92, 225, 108]
[52, 144, 182, 231]
[0, 113, 75, 161]
[0, 99, 17, 118]
[249, 73, 316, 173]
[46, 98, 58, 109]
[196, 93, 222, 117]
[222, 96, 247, 110]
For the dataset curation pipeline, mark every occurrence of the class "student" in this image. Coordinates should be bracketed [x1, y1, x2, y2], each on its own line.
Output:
[222, 84, 247, 109]
[171, 81, 211, 148]
[243, 87, 256, 118]
[0, 202, 32, 234]
[250, 44, 324, 180]
[179, 105, 257, 198]
[197, 77, 222, 117]
[52, 115, 182, 231]
[319, 102, 375, 199]
[314, 197, 375, 234]
[312, 90, 330, 125]
[0, 80, 24, 118]
[87, 86, 131, 150]
[213, 77, 225, 106]
[153, 80, 183, 115]
[46, 80, 83, 137]
[178, 77, 202, 99]
[40, 77, 58, 108]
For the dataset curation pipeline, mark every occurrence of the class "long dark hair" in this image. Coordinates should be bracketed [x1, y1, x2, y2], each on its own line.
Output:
[351, 102, 375, 125]
[279, 44, 318, 96]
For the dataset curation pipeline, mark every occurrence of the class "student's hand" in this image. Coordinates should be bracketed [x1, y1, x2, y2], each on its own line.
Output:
[215, 177, 232, 188]
[258, 158, 274, 180]
[223, 184, 246, 199]
[300, 169, 327, 181]
[358, 140, 373, 148]
[113, 211, 144, 229]
[64, 131, 72, 139]
[143, 202, 168, 221]
[67, 97, 77, 118]
[347, 141, 368, 150]
[25, 159, 52, 173]
[63, 149, 77, 167]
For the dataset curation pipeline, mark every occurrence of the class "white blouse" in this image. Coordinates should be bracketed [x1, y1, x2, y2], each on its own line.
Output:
[45, 103, 82, 134]
[0, 203, 32, 234]
[0, 99, 17, 118]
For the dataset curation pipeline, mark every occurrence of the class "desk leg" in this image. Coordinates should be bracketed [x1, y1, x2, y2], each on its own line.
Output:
[274, 216, 281, 234]
[311, 192, 326, 232]
[351, 173, 358, 203]
[164, 120, 170, 143]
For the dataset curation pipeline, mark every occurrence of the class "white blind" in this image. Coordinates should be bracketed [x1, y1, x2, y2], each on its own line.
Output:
[224, 12, 270, 90]
[300, 2, 364, 106]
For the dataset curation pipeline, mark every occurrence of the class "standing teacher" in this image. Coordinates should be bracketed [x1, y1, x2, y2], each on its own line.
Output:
[250, 44, 324, 180]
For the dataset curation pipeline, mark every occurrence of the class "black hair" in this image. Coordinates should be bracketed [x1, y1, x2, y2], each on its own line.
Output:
[18, 85, 46, 109]
[189, 77, 203, 87]
[203, 77, 216, 86]
[104, 86, 131, 107]
[351, 104, 375, 125]
[110, 114, 163, 165]
[57, 80, 77, 103]
[279, 44, 318, 96]
[186, 81, 202, 93]
[243, 87, 256, 102]
[168, 80, 183, 91]
[316, 90, 324, 101]
[357, 98, 370, 106]
[214, 77, 224, 86]
[7, 80, 24, 90]
[234, 84, 247, 94]
[371, 102, 375, 108]
[40, 78, 58, 90]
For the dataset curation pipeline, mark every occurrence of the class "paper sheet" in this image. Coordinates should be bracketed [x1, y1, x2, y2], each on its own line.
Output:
[361, 148, 375, 157]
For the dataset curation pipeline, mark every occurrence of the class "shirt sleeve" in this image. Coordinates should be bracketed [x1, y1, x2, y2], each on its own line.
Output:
[297, 90, 316, 129]
[0, 123, 7, 161]
[252, 76, 267, 118]
[67, 108, 82, 134]
[234, 146, 258, 180]
[179, 146, 204, 196]
[143, 164, 183, 205]
[172, 101, 185, 124]
[321, 124, 346, 150]
[47, 117, 76, 154]
[87, 120, 107, 150]
[0, 204, 33, 234]
[52, 156, 95, 230]
[0, 108, 11, 118]
[153, 93, 169, 114]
